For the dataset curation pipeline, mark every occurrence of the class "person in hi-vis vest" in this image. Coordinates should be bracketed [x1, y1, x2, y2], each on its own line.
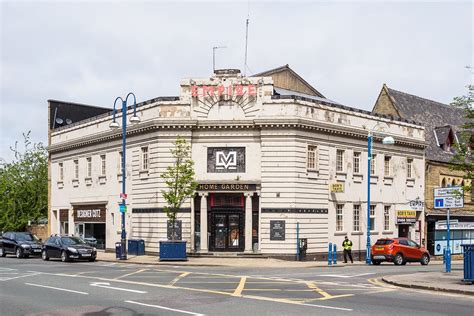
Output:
[342, 236, 353, 263]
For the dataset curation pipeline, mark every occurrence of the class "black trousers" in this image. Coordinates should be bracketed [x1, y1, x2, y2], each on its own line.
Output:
[343, 249, 353, 263]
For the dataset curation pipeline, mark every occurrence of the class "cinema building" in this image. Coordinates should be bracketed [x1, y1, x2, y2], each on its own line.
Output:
[48, 66, 425, 258]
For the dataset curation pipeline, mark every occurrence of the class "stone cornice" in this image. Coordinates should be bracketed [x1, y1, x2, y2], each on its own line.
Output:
[49, 118, 425, 154]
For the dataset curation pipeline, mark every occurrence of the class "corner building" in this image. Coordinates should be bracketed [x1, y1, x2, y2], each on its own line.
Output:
[49, 66, 425, 259]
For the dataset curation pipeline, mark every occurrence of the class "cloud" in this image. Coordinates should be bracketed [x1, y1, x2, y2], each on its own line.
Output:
[1, 1, 472, 161]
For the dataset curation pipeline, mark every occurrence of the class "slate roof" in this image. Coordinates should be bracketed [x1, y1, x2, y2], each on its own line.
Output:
[381, 86, 467, 163]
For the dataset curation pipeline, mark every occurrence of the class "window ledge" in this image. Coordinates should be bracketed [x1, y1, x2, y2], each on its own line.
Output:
[406, 178, 415, 187]
[72, 179, 79, 187]
[336, 172, 347, 181]
[351, 231, 363, 235]
[98, 175, 107, 184]
[334, 231, 347, 236]
[57, 181, 64, 189]
[382, 231, 394, 235]
[139, 170, 149, 179]
[117, 174, 124, 182]
[85, 177, 93, 186]
[353, 174, 363, 183]
[307, 169, 319, 179]
[370, 231, 380, 235]
[383, 177, 393, 185]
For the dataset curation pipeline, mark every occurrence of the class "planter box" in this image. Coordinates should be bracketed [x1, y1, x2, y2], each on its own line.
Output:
[159, 240, 187, 261]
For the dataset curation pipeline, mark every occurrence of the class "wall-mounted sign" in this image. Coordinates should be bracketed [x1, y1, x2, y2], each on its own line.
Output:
[396, 210, 416, 224]
[270, 220, 285, 241]
[197, 183, 257, 191]
[330, 183, 344, 193]
[408, 198, 424, 212]
[167, 220, 182, 241]
[207, 147, 245, 173]
[73, 205, 106, 223]
[191, 84, 257, 98]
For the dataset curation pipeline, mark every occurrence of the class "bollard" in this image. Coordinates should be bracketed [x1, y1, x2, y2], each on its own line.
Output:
[333, 244, 337, 265]
[328, 242, 333, 265]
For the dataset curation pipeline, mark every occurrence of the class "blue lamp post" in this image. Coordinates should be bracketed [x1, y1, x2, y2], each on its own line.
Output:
[110, 92, 140, 260]
[366, 126, 395, 265]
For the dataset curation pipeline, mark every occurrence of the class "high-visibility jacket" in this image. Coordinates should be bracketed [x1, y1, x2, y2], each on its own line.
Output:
[342, 240, 353, 250]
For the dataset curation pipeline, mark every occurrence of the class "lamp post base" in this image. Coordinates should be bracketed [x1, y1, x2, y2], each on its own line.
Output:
[120, 238, 127, 260]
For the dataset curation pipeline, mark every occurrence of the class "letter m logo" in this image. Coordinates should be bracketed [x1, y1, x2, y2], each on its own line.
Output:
[216, 151, 237, 170]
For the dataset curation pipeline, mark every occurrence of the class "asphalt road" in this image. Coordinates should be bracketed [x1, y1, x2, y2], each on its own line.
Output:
[0, 256, 473, 316]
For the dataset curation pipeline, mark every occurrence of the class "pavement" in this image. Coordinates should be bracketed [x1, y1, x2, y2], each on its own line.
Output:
[1, 256, 473, 315]
[383, 270, 474, 296]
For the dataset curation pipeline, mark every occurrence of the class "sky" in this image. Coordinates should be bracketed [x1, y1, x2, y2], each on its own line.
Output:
[0, 0, 472, 162]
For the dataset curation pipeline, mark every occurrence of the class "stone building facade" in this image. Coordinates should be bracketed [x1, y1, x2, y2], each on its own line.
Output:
[373, 84, 473, 256]
[48, 67, 425, 259]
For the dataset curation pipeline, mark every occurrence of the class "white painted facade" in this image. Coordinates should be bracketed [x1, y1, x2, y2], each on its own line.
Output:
[49, 70, 425, 259]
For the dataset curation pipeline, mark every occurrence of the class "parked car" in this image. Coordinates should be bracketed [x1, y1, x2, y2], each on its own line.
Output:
[0, 232, 43, 258]
[371, 238, 430, 265]
[81, 235, 98, 247]
[42, 235, 97, 262]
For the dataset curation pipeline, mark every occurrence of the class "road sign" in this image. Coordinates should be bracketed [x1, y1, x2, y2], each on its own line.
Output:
[434, 187, 464, 209]
[120, 193, 128, 199]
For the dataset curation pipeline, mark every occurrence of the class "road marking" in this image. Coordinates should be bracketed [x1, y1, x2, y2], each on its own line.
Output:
[25, 283, 88, 295]
[125, 300, 204, 316]
[233, 277, 247, 296]
[0, 272, 40, 281]
[115, 268, 148, 280]
[317, 273, 375, 278]
[169, 272, 191, 286]
[90, 282, 147, 293]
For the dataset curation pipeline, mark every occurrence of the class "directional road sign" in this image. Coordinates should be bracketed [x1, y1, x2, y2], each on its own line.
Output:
[434, 186, 464, 209]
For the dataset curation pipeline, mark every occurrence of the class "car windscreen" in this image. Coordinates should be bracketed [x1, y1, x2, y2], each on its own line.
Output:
[61, 237, 86, 245]
[16, 233, 35, 241]
[375, 239, 394, 245]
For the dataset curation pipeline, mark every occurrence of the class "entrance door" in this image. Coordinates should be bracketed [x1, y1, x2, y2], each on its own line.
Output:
[75, 223, 85, 237]
[211, 213, 243, 251]
[398, 225, 409, 238]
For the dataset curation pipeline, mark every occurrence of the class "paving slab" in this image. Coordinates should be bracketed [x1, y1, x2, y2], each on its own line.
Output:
[382, 270, 474, 296]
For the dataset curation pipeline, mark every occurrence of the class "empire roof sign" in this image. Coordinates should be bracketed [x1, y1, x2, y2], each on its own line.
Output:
[191, 84, 257, 98]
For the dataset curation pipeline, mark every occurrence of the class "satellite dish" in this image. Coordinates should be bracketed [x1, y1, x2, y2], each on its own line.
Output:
[55, 118, 64, 125]
[65, 119, 72, 125]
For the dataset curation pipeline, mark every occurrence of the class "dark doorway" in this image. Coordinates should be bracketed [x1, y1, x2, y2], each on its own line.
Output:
[210, 211, 244, 251]
[398, 225, 409, 238]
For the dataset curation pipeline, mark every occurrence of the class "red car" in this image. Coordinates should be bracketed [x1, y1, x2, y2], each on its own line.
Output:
[371, 238, 430, 265]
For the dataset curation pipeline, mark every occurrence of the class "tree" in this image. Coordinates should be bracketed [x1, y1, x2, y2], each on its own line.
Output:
[450, 84, 473, 193]
[160, 137, 198, 240]
[0, 132, 48, 232]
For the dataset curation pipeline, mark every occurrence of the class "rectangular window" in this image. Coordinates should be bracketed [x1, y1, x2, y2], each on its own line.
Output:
[118, 152, 123, 174]
[384, 156, 391, 176]
[336, 204, 344, 232]
[370, 205, 376, 231]
[384, 205, 391, 231]
[370, 154, 377, 175]
[100, 155, 106, 176]
[407, 158, 413, 178]
[336, 149, 344, 172]
[74, 160, 79, 179]
[59, 163, 64, 181]
[307, 145, 317, 170]
[353, 152, 361, 174]
[86, 157, 92, 178]
[141, 147, 149, 170]
[353, 204, 360, 232]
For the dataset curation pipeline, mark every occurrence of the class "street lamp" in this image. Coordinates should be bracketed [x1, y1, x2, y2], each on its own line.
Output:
[110, 92, 140, 260]
[366, 123, 395, 265]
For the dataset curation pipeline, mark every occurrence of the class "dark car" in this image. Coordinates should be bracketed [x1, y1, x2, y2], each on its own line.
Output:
[42, 235, 97, 262]
[0, 232, 43, 258]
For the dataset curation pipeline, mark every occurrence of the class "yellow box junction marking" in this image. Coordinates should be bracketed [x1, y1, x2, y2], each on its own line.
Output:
[233, 277, 247, 296]
[169, 272, 191, 286]
[114, 268, 148, 280]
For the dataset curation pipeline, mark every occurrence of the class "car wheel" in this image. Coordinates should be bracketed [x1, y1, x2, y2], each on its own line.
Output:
[42, 250, 49, 261]
[372, 260, 381, 265]
[421, 254, 430, 265]
[88, 257, 96, 262]
[394, 253, 404, 266]
[61, 251, 69, 262]
[0, 247, 6, 257]
[16, 247, 23, 259]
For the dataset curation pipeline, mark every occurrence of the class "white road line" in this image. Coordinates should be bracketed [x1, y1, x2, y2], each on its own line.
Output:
[90, 282, 147, 293]
[317, 273, 375, 278]
[125, 300, 205, 316]
[25, 283, 89, 295]
[297, 302, 353, 311]
[0, 273, 40, 281]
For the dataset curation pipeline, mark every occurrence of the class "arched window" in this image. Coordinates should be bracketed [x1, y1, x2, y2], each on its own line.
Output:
[451, 179, 456, 187]
[441, 178, 446, 187]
